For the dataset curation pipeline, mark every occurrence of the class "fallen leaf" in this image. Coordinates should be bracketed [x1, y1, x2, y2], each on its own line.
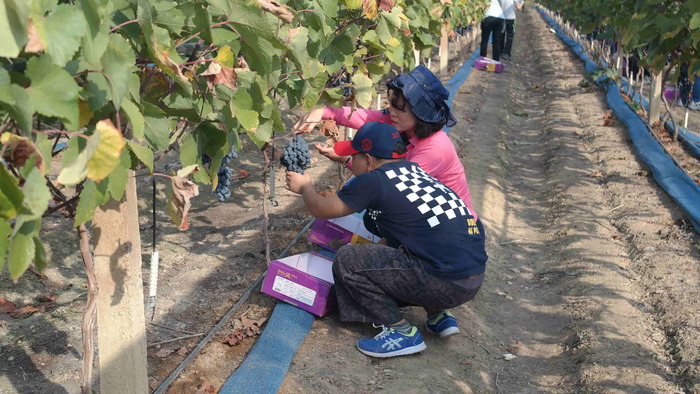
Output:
[175, 347, 188, 356]
[195, 381, 216, 394]
[463, 116, 474, 122]
[511, 109, 528, 117]
[588, 171, 604, 178]
[37, 294, 58, 303]
[611, 233, 623, 240]
[256, 0, 293, 23]
[602, 111, 614, 119]
[155, 349, 173, 358]
[241, 316, 267, 336]
[231, 169, 250, 180]
[601, 119, 616, 126]
[0, 298, 18, 314]
[222, 328, 246, 346]
[10, 305, 41, 318]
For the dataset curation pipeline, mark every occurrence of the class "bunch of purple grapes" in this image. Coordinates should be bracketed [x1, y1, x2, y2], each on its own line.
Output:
[203, 150, 238, 201]
[280, 136, 311, 174]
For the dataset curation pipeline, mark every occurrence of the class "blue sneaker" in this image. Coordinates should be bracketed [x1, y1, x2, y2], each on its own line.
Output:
[426, 311, 460, 338]
[356, 325, 427, 358]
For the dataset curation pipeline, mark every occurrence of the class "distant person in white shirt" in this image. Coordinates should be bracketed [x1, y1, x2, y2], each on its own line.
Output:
[500, 0, 524, 60]
[480, 0, 506, 61]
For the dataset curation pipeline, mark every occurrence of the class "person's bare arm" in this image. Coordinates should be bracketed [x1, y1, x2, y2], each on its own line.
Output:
[286, 171, 355, 219]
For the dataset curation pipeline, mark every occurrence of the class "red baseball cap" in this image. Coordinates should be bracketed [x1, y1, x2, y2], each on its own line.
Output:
[334, 122, 406, 159]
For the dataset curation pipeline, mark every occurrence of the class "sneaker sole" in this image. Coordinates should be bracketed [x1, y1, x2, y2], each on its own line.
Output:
[356, 342, 427, 358]
[425, 324, 460, 338]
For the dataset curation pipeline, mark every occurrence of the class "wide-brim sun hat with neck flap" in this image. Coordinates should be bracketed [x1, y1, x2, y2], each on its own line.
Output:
[334, 122, 406, 159]
[386, 65, 457, 128]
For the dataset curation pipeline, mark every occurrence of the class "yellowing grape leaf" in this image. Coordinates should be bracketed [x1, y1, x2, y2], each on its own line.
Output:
[168, 165, 199, 231]
[363, 0, 378, 19]
[0, 132, 45, 173]
[86, 120, 126, 182]
[57, 120, 126, 186]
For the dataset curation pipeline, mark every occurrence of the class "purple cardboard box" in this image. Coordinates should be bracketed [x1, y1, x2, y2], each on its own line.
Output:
[474, 56, 505, 73]
[308, 213, 380, 252]
[261, 252, 337, 317]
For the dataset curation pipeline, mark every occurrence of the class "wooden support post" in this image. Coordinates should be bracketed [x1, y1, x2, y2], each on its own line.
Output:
[649, 71, 663, 124]
[413, 49, 420, 68]
[439, 25, 449, 76]
[92, 172, 148, 394]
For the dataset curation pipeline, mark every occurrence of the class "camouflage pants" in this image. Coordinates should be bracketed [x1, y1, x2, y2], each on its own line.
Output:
[332, 243, 483, 325]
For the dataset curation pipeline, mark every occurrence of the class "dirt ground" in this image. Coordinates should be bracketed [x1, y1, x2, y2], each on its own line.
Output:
[1, 7, 699, 394]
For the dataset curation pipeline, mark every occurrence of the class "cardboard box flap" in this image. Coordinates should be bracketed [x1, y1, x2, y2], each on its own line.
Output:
[276, 253, 334, 283]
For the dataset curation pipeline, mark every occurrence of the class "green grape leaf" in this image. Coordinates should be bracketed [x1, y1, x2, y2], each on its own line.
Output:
[690, 13, 700, 29]
[32, 236, 46, 273]
[352, 73, 373, 109]
[101, 34, 137, 110]
[0, 220, 10, 273]
[34, 133, 52, 174]
[16, 167, 51, 224]
[143, 115, 172, 151]
[0, 84, 33, 132]
[126, 141, 154, 173]
[8, 219, 39, 281]
[0, 163, 24, 220]
[248, 119, 273, 148]
[34, 4, 88, 66]
[25, 55, 80, 130]
[107, 150, 130, 201]
[73, 179, 101, 226]
[120, 99, 145, 141]
[231, 90, 259, 131]
[0, 0, 29, 57]
[0, 68, 13, 105]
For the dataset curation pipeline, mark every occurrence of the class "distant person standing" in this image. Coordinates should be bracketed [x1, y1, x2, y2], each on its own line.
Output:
[480, 0, 506, 61]
[500, 0, 524, 60]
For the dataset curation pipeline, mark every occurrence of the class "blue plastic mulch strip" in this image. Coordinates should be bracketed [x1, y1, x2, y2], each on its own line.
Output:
[219, 302, 315, 394]
[443, 44, 482, 133]
[536, 6, 700, 232]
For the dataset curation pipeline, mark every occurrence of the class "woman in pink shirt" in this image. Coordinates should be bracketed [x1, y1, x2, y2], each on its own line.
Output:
[294, 65, 478, 220]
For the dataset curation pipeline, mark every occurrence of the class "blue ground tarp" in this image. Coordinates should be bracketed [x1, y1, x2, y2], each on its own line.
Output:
[219, 303, 315, 394]
[536, 7, 700, 232]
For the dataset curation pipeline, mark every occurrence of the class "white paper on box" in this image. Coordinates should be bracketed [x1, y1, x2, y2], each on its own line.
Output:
[276, 253, 335, 283]
[272, 276, 317, 306]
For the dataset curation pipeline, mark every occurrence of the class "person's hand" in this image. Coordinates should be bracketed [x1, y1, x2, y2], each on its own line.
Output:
[314, 142, 347, 164]
[285, 171, 312, 194]
[293, 108, 325, 134]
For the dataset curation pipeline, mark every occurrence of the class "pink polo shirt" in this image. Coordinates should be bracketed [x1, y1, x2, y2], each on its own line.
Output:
[322, 107, 478, 220]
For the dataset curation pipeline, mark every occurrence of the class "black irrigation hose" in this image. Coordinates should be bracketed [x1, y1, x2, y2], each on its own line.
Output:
[152, 218, 316, 394]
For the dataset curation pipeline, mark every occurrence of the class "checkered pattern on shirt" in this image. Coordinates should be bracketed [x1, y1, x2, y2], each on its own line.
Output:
[383, 164, 470, 228]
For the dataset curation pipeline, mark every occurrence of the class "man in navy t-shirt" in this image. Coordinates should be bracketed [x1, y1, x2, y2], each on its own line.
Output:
[285, 121, 487, 358]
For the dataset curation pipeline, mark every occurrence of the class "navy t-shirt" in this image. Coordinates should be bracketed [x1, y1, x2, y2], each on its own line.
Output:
[336, 161, 487, 280]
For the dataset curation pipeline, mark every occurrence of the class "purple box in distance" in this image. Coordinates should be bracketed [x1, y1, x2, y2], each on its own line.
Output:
[261, 252, 337, 317]
[474, 57, 505, 73]
[308, 212, 379, 252]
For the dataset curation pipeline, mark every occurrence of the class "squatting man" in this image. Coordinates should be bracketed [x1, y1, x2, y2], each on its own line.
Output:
[285, 121, 488, 358]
